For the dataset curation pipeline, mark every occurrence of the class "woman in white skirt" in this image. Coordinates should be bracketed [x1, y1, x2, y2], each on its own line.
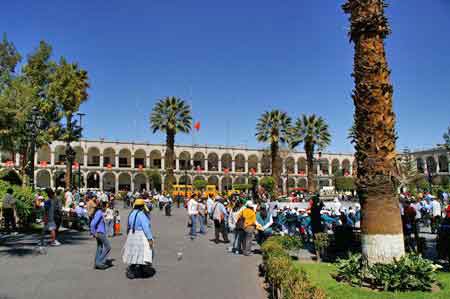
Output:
[122, 199, 154, 279]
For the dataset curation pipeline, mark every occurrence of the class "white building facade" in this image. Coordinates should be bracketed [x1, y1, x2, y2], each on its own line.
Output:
[410, 147, 450, 176]
[0, 139, 356, 193]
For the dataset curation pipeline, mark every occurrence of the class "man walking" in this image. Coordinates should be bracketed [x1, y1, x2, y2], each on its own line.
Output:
[2, 188, 16, 233]
[44, 189, 61, 246]
[237, 201, 257, 256]
[212, 197, 229, 244]
[187, 195, 199, 239]
[206, 195, 214, 227]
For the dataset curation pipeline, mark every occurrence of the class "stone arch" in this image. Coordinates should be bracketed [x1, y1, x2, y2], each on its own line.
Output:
[118, 172, 131, 191]
[261, 154, 271, 174]
[297, 157, 307, 174]
[102, 172, 116, 192]
[426, 156, 437, 173]
[179, 151, 191, 170]
[87, 171, 100, 189]
[342, 159, 351, 175]
[119, 148, 132, 168]
[235, 154, 246, 172]
[54, 170, 66, 188]
[150, 150, 162, 169]
[208, 175, 219, 189]
[297, 178, 307, 188]
[36, 169, 51, 188]
[207, 152, 219, 171]
[319, 159, 329, 176]
[248, 154, 258, 172]
[417, 157, 425, 173]
[73, 146, 84, 166]
[103, 148, 116, 167]
[55, 145, 66, 165]
[193, 152, 205, 170]
[287, 177, 296, 189]
[87, 147, 101, 167]
[438, 155, 448, 173]
[1, 151, 14, 163]
[134, 149, 146, 169]
[221, 153, 232, 171]
[179, 175, 192, 185]
[234, 176, 246, 184]
[286, 157, 295, 174]
[37, 144, 51, 164]
[222, 176, 232, 191]
[134, 173, 147, 192]
[331, 159, 340, 175]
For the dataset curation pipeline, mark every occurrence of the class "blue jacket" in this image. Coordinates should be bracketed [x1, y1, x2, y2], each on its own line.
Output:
[127, 210, 153, 240]
[90, 209, 106, 235]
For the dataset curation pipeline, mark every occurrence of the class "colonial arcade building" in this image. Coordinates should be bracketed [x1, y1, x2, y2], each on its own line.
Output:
[0, 140, 356, 193]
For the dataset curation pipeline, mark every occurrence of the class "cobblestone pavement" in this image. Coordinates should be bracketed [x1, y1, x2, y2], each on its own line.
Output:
[0, 207, 266, 299]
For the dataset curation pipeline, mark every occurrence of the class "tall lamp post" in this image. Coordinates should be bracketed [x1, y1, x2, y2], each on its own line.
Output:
[76, 113, 85, 191]
[26, 107, 44, 191]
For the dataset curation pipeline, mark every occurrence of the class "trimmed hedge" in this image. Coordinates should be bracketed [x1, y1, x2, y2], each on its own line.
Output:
[261, 236, 326, 299]
[0, 180, 36, 226]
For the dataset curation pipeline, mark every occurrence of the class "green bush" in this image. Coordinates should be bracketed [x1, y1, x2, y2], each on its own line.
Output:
[268, 235, 304, 251]
[0, 180, 36, 225]
[193, 179, 207, 190]
[261, 238, 287, 261]
[283, 266, 327, 299]
[260, 176, 276, 193]
[334, 253, 440, 292]
[232, 183, 252, 191]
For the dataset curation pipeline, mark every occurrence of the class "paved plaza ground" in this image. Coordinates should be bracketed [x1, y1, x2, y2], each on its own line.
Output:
[0, 206, 266, 299]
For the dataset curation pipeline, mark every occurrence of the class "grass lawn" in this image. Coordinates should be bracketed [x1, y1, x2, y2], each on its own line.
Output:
[298, 262, 450, 299]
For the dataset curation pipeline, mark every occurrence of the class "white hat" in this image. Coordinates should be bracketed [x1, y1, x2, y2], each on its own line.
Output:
[79, 202, 85, 207]
[246, 201, 255, 208]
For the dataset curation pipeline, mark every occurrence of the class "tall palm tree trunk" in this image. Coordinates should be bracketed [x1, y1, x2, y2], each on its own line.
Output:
[271, 141, 281, 194]
[305, 143, 316, 193]
[343, 0, 404, 264]
[165, 130, 175, 192]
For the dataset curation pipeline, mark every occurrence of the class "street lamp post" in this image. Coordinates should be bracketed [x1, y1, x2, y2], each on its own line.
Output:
[76, 113, 85, 191]
[26, 107, 44, 191]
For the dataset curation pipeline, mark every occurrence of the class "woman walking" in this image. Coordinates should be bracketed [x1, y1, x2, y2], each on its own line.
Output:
[104, 203, 114, 238]
[122, 199, 154, 279]
[90, 202, 111, 270]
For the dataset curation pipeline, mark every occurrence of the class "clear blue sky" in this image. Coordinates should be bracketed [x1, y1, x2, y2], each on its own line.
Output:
[2, 0, 449, 153]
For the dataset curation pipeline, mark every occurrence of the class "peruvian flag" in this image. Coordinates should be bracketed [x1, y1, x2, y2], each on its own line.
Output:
[224, 167, 229, 174]
[194, 121, 201, 131]
[250, 168, 256, 176]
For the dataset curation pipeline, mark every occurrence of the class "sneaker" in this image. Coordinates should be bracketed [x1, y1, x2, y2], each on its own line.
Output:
[50, 240, 61, 246]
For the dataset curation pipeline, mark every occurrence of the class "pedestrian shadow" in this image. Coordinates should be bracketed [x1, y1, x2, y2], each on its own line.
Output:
[0, 229, 91, 258]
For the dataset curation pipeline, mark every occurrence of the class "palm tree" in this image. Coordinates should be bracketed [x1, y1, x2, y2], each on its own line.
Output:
[290, 114, 331, 193]
[255, 110, 292, 194]
[343, 0, 404, 264]
[150, 96, 192, 192]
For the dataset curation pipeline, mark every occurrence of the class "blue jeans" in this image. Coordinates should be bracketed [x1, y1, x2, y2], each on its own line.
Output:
[199, 215, 206, 234]
[105, 220, 114, 237]
[95, 233, 111, 267]
[190, 215, 197, 237]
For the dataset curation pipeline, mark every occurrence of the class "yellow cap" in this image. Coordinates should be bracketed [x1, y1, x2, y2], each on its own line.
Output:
[133, 198, 149, 212]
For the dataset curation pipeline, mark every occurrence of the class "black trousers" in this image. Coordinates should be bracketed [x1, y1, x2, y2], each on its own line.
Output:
[214, 219, 229, 242]
[3, 208, 16, 231]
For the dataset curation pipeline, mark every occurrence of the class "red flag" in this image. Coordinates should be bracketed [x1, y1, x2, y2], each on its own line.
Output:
[194, 121, 201, 131]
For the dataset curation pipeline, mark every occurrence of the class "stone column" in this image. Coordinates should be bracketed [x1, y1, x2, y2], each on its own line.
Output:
[232, 160, 236, 173]
[175, 158, 179, 171]
[34, 152, 38, 166]
[294, 161, 298, 175]
[282, 160, 286, 174]
[146, 156, 151, 169]
[244, 160, 248, 173]
[435, 155, 440, 173]
[15, 153, 20, 167]
[218, 177, 222, 192]
[84, 173, 88, 188]
[282, 177, 287, 194]
[50, 171, 55, 189]
[99, 173, 104, 191]
[204, 159, 209, 172]
[115, 155, 119, 168]
[131, 155, 135, 169]
[146, 178, 150, 193]
[218, 160, 222, 172]
[100, 154, 104, 168]
[131, 174, 135, 191]
[84, 152, 88, 167]
[51, 151, 55, 166]
[115, 173, 119, 193]
[257, 161, 261, 174]
[161, 158, 165, 170]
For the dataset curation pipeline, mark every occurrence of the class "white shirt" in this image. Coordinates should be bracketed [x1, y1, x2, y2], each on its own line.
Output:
[187, 199, 198, 215]
[431, 200, 442, 217]
[206, 198, 214, 214]
[65, 191, 73, 208]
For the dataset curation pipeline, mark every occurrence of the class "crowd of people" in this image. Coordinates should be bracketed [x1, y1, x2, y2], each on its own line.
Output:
[3, 186, 450, 277]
